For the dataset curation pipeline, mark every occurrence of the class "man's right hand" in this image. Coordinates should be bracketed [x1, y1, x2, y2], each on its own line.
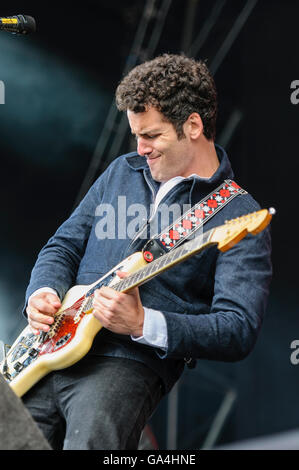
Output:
[26, 292, 62, 335]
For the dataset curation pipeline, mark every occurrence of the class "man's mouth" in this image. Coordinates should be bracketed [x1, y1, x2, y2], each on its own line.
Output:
[146, 154, 160, 162]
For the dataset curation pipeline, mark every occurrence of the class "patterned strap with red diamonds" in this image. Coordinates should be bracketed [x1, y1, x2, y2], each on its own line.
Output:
[158, 179, 247, 251]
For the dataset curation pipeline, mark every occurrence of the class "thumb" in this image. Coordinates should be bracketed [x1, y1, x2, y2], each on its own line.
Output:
[116, 270, 129, 279]
[45, 293, 61, 307]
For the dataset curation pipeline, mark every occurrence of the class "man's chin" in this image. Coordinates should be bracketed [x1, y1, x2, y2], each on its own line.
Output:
[149, 171, 168, 183]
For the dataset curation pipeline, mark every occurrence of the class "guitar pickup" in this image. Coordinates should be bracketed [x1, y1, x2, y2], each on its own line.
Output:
[13, 361, 24, 372]
[28, 348, 38, 358]
[3, 372, 11, 381]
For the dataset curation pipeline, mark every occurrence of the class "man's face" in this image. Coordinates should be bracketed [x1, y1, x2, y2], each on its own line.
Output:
[127, 107, 195, 182]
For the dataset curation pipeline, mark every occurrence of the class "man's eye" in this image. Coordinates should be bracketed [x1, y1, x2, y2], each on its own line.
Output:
[134, 134, 159, 141]
[146, 134, 158, 139]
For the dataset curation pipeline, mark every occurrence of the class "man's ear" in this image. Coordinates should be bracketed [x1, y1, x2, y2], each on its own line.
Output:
[184, 113, 203, 140]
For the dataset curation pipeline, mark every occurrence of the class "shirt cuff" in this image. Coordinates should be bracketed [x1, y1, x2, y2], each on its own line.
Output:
[131, 307, 168, 350]
[28, 287, 59, 302]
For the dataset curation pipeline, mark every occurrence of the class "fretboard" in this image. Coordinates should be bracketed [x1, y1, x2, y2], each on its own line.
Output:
[112, 229, 215, 293]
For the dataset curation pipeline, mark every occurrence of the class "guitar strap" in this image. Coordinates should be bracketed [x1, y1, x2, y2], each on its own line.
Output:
[142, 179, 247, 262]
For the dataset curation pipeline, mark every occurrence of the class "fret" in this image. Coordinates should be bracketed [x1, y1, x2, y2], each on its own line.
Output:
[176, 246, 188, 258]
[113, 281, 125, 292]
[129, 270, 144, 284]
[170, 247, 183, 260]
[151, 257, 163, 271]
[121, 278, 133, 290]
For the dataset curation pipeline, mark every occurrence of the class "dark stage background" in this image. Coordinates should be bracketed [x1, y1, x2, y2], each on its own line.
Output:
[0, 0, 298, 449]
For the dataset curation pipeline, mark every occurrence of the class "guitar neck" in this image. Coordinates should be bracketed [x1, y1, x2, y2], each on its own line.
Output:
[112, 229, 216, 293]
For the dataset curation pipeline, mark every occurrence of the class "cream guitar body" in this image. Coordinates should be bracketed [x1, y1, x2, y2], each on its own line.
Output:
[1, 252, 147, 398]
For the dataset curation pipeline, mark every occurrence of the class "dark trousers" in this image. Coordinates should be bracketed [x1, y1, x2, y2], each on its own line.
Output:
[22, 355, 163, 450]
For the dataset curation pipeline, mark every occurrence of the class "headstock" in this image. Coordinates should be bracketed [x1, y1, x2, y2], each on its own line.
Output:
[210, 208, 275, 252]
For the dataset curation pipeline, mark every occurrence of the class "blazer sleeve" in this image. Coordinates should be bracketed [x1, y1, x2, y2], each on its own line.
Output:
[23, 176, 105, 314]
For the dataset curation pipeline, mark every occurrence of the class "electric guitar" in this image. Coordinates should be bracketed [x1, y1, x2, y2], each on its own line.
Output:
[0, 208, 274, 397]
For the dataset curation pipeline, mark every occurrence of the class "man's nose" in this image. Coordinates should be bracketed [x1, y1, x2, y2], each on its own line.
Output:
[137, 138, 152, 156]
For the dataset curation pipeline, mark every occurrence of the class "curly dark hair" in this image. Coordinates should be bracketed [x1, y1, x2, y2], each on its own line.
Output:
[115, 53, 217, 140]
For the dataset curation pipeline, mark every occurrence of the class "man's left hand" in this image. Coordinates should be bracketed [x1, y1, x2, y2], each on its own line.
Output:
[92, 271, 145, 336]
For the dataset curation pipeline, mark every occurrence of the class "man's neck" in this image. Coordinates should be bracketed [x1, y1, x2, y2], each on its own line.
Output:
[193, 138, 220, 178]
